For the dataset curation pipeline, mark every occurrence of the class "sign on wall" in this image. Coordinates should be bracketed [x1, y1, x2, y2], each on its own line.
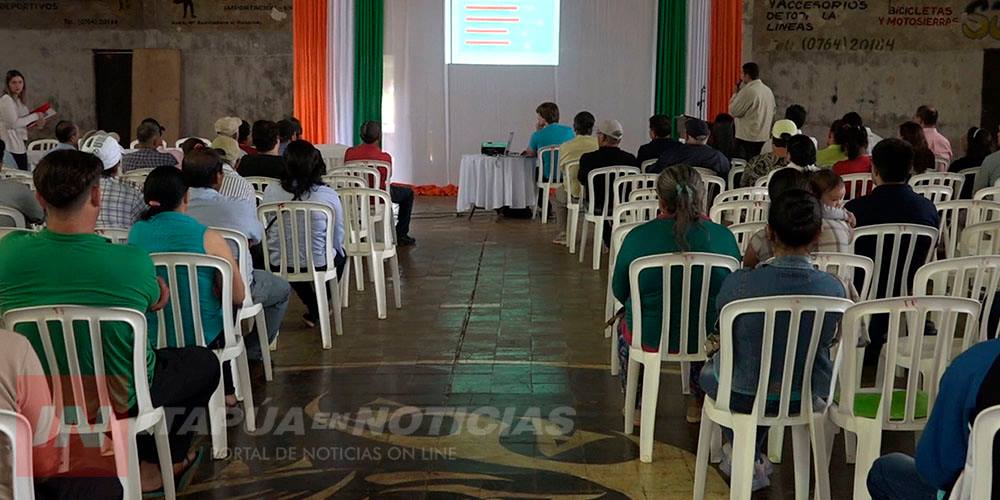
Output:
[151, 0, 291, 31]
[0, 0, 291, 30]
[0, 1, 141, 29]
[754, 0, 1000, 52]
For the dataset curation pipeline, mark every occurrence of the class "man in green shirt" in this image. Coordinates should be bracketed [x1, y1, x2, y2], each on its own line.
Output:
[0, 150, 219, 492]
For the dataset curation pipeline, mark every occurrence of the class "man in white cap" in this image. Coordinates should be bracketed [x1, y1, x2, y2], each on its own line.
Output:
[92, 134, 145, 229]
[211, 116, 245, 165]
[741, 119, 797, 187]
[577, 119, 638, 247]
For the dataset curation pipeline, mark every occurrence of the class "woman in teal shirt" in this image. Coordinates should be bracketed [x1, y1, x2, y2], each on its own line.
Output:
[128, 166, 245, 396]
[612, 164, 741, 423]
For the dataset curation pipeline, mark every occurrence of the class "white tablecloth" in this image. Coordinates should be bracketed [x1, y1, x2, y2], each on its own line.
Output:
[456, 154, 536, 212]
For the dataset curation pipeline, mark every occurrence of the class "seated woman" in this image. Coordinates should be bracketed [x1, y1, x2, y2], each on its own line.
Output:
[832, 123, 872, 176]
[700, 189, 847, 491]
[262, 140, 346, 327]
[899, 121, 936, 175]
[128, 166, 245, 401]
[612, 164, 741, 423]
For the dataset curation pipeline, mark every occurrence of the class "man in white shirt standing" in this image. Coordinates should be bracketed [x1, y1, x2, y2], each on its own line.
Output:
[728, 62, 776, 158]
[914, 105, 953, 166]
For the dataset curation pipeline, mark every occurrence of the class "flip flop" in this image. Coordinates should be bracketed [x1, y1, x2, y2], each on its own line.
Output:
[144, 448, 205, 498]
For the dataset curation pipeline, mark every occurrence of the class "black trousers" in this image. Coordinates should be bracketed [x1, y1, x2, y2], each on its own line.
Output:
[130, 346, 220, 464]
[737, 139, 766, 159]
[285, 253, 348, 320]
[390, 185, 414, 237]
[11, 152, 28, 171]
[36, 475, 123, 500]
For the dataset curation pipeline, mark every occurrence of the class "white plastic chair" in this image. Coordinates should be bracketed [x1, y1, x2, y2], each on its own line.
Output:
[244, 176, 280, 198]
[728, 222, 765, 254]
[958, 167, 981, 199]
[344, 159, 392, 189]
[78, 135, 102, 152]
[913, 184, 954, 204]
[213, 228, 274, 382]
[913, 256, 1000, 350]
[851, 224, 940, 300]
[935, 157, 950, 173]
[0, 227, 31, 239]
[605, 222, 643, 375]
[175, 137, 211, 148]
[640, 158, 658, 173]
[961, 220, 1000, 256]
[27, 139, 58, 152]
[842, 173, 874, 201]
[532, 146, 561, 223]
[337, 188, 402, 319]
[94, 227, 130, 244]
[258, 202, 343, 345]
[692, 295, 853, 500]
[612, 174, 658, 207]
[579, 166, 640, 270]
[709, 200, 769, 226]
[563, 160, 583, 254]
[728, 160, 746, 190]
[692, 166, 717, 180]
[150, 252, 255, 460]
[326, 175, 367, 190]
[120, 168, 154, 189]
[0, 205, 26, 228]
[0, 171, 33, 191]
[2, 306, 176, 499]
[713, 186, 768, 206]
[701, 174, 726, 211]
[611, 200, 658, 230]
[974, 186, 1000, 202]
[828, 296, 981, 500]
[949, 405, 1000, 500]
[316, 143, 350, 170]
[812, 252, 876, 302]
[326, 166, 381, 193]
[624, 253, 741, 463]
[0, 409, 35, 500]
[910, 172, 965, 199]
[936, 200, 1000, 259]
[628, 188, 657, 202]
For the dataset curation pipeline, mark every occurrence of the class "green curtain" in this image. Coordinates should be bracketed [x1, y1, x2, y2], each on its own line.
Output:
[654, 0, 686, 126]
[353, 0, 384, 145]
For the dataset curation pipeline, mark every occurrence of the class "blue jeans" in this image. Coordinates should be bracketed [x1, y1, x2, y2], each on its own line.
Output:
[867, 453, 938, 500]
[246, 269, 291, 360]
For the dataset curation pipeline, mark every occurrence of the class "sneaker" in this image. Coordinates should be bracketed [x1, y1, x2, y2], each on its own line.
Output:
[552, 233, 568, 245]
[302, 314, 317, 329]
[718, 446, 771, 492]
[686, 399, 702, 423]
[397, 235, 416, 246]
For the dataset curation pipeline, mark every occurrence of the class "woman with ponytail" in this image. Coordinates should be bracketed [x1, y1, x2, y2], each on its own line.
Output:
[832, 122, 873, 176]
[611, 164, 741, 424]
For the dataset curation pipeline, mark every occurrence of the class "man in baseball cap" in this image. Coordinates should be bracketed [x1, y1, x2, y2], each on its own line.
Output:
[92, 134, 146, 229]
[211, 116, 245, 164]
[653, 116, 731, 177]
[577, 118, 639, 248]
[740, 119, 797, 186]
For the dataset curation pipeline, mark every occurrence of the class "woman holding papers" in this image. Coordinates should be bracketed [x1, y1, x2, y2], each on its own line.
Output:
[1, 70, 48, 170]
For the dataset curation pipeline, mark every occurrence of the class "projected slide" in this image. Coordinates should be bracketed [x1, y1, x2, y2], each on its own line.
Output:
[446, 0, 560, 66]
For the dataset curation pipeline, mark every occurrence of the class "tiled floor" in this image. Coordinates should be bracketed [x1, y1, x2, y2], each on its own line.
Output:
[179, 197, 914, 499]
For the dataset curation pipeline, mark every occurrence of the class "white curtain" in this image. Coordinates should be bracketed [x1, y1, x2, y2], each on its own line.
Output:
[383, 0, 656, 186]
[330, 0, 355, 145]
[685, 0, 711, 119]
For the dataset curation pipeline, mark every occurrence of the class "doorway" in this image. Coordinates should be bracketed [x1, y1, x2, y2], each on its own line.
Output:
[983, 49, 1000, 133]
[93, 50, 133, 145]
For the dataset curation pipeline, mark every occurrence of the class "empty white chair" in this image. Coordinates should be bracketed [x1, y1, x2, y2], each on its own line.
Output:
[841, 173, 874, 201]
[2, 306, 176, 499]
[327, 165, 381, 192]
[709, 200, 769, 226]
[605, 222, 643, 375]
[564, 160, 584, 254]
[579, 166, 640, 270]
[150, 253, 255, 460]
[531, 146, 561, 223]
[728, 160, 747, 190]
[337, 188, 402, 319]
[910, 172, 965, 199]
[851, 224, 939, 300]
[714, 186, 768, 206]
[828, 296, 980, 500]
[973, 186, 1000, 202]
[316, 143, 350, 170]
[624, 253, 741, 463]
[628, 188, 657, 202]
[914, 256, 1000, 350]
[640, 158, 658, 173]
[175, 137, 210, 148]
[0, 205, 26, 228]
[913, 184, 954, 204]
[258, 201, 343, 345]
[611, 200, 658, 229]
[245, 176, 280, 198]
[0, 409, 35, 500]
[213, 227, 274, 381]
[326, 175, 367, 190]
[728, 222, 765, 254]
[95, 226, 130, 244]
[961, 220, 1000, 256]
[612, 174, 657, 207]
[701, 174, 727, 211]
[344, 159, 392, 189]
[936, 200, 1000, 259]
[950, 405, 1000, 500]
[693, 295, 852, 500]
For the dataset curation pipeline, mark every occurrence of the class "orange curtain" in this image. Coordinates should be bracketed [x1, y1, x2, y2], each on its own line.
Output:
[293, 0, 329, 144]
[708, 0, 743, 119]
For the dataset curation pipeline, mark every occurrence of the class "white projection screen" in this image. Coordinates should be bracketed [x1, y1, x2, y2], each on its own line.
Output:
[445, 0, 560, 66]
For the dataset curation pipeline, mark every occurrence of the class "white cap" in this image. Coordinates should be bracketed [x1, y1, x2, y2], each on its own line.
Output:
[598, 120, 624, 141]
[92, 135, 123, 170]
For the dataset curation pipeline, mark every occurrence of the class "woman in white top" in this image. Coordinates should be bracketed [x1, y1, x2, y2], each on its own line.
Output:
[0, 71, 45, 170]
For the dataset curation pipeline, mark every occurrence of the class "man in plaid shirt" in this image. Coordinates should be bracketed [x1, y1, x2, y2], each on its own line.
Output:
[122, 122, 178, 173]
[91, 135, 146, 228]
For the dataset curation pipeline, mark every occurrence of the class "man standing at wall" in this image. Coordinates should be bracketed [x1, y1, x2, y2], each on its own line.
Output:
[914, 105, 953, 165]
[729, 62, 775, 158]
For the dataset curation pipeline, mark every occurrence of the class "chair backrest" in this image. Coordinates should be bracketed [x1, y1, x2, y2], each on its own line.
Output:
[0, 171, 33, 192]
[78, 135, 102, 151]
[709, 199, 769, 226]
[0, 409, 35, 500]
[713, 186, 768, 205]
[959, 167, 981, 199]
[910, 172, 965, 199]
[961, 221, 1000, 256]
[607, 222, 644, 314]
[935, 157, 950, 173]
[325, 175, 368, 190]
[966, 405, 1000, 499]
[337, 187, 395, 252]
[728, 222, 765, 254]
[712, 295, 852, 424]
[0, 227, 30, 239]
[612, 200, 659, 229]
[612, 174, 657, 206]
[640, 159, 658, 174]
[244, 176, 281, 197]
[914, 256, 1000, 347]
[2, 306, 155, 437]
[27, 139, 59, 152]
[835, 297, 980, 430]
[120, 168, 154, 189]
[344, 159, 392, 188]
[94, 227, 129, 244]
[851, 223, 939, 299]
[811, 252, 876, 302]
[257, 201, 336, 283]
[701, 174, 726, 210]
[628, 253, 741, 360]
[211, 227, 256, 311]
[534, 146, 562, 185]
[0, 206, 26, 228]
[586, 166, 640, 218]
[913, 184, 954, 204]
[841, 173, 874, 201]
[150, 252, 236, 350]
[692, 167, 716, 181]
[327, 165, 381, 191]
[937, 200, 1000, 259]
[628, 188, 657, 202]
[315, 143, 350, 170]
[974, 186, 1000, 202]
[174, 137, 211, 148]
[728, 159, 746, 189]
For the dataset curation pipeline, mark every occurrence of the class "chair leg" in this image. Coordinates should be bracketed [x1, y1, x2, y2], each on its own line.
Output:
[255, 311, 273, 381]
[328, 277, 343, 336]
[610, 328, 620, 376]
[768, 426, 785, 463]
[591, 222, 604, 270]
[680, 361, 691, 395]
[852, 424, 883, 500]
[730, 418, 759, 500]
[568, 206, 578, 254]
[811, 416, 832, 500]
[844, 429, 857, 464]
[638, 359, 661, 463]
[340, 263, 351, 309]
[693, 410, 714, 500]
[237, 351, 256, 432]
[578, 219, 590, 263]
[604, 284, 614, 339]
[352, 255, 365, 291]
[709, 423, 723, 463]
[152, 417, 177, 500]
[208, 373, 228, 459]
[314, 276, 332, 349]
[791, 425, 810, 500]
[110, 419, 142, 500]
[390, 255, 402, 309]
[623, 355, 640, 435]
[373, 255, 388, 320]
[541, 187, 551, 224]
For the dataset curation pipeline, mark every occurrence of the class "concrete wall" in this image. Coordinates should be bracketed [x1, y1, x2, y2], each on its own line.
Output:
[1, 28, 292, 140]
[744, 0, 983, 146]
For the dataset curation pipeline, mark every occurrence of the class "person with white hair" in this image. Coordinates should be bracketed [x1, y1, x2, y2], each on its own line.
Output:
[122, 121, 177, 173]
[92, 134, 145, 229]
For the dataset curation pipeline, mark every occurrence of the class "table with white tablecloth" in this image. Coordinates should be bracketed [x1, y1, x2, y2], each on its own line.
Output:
[456, 154, 536, 213]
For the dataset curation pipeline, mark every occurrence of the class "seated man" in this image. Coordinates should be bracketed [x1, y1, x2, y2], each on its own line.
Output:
[237, 119, 256, 156]
[92, 134, 145, 229]
[0, 139, 43, 226]
[344, 121, 417, 246]
[237, 120, 286, 179]
[701, 189, 846, 491]
[122, 121, 177, 172]
[578, 119, 637, 246]
[181, 135, 256, 205]
[552, 111, 599, 245]
[183, 148, 290, 361]
[653, 117, 731, 177]
[740, 119, 795, 186]
[867, 339, 1000, 499]
[53, 120, 78, 151]
[210, 116, 246, 165]
[636, 114, 680, 164]
[0, 150, 220, 493]
[276, 118, 303, 156]
[525, 102, 575, 186]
